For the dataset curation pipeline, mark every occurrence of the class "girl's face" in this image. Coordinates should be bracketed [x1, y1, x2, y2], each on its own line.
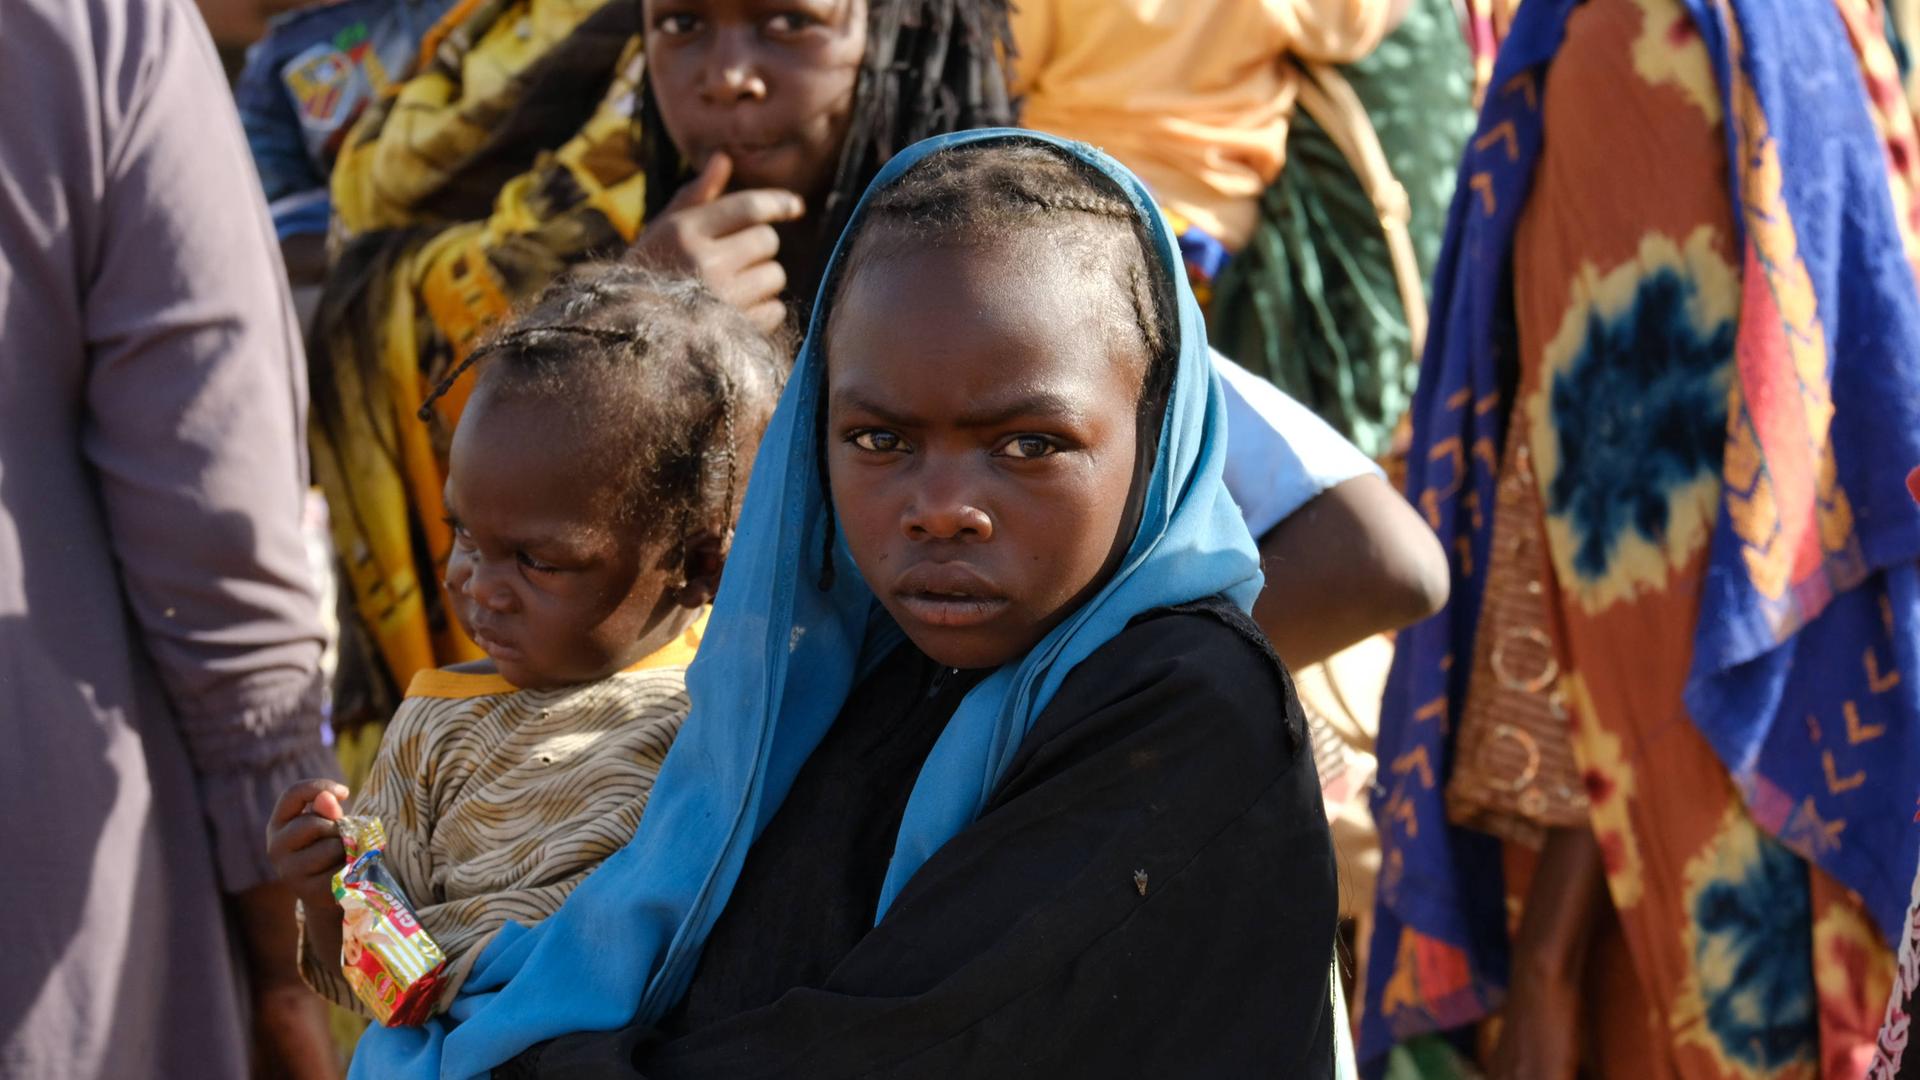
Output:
[644, 0, 867, 203]
[825, 236, 1151, 670]
[442, 390, 692, 689]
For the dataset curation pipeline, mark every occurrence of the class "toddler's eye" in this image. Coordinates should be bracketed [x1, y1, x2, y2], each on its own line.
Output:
[999, 435, 1059, 460]
[518, 552, 562, 574]
[445, 517, 474, 545]
[653, 12, 700, 35]
[850, 429, 903, 452]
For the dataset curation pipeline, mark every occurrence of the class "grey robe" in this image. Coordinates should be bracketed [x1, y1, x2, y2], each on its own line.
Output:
[0, 0, 336, 1074]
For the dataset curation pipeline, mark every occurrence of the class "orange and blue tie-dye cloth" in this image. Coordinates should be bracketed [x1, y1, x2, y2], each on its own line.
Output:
[1365, 0, 1920, 1074]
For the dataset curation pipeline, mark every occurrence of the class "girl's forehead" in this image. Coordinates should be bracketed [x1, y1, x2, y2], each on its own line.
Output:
[832, 228, 1150, 356]
[825, 245, 1146, 406]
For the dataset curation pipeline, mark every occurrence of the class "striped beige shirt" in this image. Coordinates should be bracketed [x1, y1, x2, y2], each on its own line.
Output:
[300, 614, 703, 1018]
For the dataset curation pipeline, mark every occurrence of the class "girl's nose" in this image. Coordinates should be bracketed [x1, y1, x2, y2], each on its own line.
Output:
[903, 472, 993, 542]
[700, 33, 768, 104]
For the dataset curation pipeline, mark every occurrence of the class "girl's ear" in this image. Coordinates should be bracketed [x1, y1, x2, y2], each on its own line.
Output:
[673, 528, 728, 609]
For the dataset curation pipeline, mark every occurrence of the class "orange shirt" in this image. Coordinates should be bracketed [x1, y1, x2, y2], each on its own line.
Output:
[1012, 0, 1396, 248]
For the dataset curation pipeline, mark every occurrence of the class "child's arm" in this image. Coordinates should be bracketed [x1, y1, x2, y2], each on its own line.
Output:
[287, 704, 440, 1019]
[1252, 473, 1449, 668]
[1488, 826, 1608, 1080]
[1212, 352, 1449, 667]
[267, 697, 437, 1019]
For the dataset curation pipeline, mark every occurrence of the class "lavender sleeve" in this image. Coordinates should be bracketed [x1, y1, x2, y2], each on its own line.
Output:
[79, 0, 336, 893]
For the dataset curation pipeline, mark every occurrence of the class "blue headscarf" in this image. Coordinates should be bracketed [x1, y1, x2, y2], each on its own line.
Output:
[350, 128, 1261, 1079]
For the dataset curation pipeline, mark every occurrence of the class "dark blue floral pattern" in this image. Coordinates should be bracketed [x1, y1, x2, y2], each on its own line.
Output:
[1546, 267, 1734, 581]
[1690, 830, 1818, 1072]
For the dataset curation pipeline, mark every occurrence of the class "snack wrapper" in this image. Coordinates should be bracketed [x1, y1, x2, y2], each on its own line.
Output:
[330, 816, 447, 1026]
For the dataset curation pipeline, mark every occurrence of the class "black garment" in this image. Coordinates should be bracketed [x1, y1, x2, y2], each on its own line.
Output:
[674, 643, 990, 1031]
[502, 599, 1336, 1078]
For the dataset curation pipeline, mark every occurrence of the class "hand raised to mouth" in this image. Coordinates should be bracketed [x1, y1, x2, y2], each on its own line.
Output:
[627, 152, 805, 335]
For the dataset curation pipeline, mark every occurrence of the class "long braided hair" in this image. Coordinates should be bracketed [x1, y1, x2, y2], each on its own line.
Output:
[635, 0, 1018, 258]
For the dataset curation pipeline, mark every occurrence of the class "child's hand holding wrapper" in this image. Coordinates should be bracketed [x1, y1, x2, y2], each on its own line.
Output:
[267, 780, 351, 937]
[267, 781, 448, 1025]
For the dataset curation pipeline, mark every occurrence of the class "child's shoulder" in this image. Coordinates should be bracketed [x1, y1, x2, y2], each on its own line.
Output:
[1038, 597, 1298, 749]
[383, 664, 518, 743]
[403, 661, 512, 700]
[394, 662, 691, 727]
[576, 665, 695, 719]
[1113, 599, 1287, 702]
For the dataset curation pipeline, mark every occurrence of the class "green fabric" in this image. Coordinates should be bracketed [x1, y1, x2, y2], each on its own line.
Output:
[1208, 0, 1474, 458]
[1380, 1034, 1484, 1080]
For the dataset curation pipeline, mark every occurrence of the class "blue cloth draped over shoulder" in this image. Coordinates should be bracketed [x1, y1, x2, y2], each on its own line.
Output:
[348, 128, 1262, 1080]
[1360, 0, 1920, 1069]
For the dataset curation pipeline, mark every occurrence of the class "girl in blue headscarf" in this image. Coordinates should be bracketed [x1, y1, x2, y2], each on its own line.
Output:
[349, 128, 1340, 1078]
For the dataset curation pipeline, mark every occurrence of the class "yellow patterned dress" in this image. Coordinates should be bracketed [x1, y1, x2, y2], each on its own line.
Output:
[310, 0, 647, 722]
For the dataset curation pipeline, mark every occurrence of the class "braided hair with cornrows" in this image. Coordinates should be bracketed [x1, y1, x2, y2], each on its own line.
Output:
[422, 263, 785, 567]
[811, 139, 1180, 586]
[635, 0, 1017, 262]
[830, 139, 1178, 415]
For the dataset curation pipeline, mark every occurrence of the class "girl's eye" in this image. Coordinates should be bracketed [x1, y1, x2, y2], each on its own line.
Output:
[518, 552, 563, 574]
[764, 11, 825, 34]
[653, 12, 700, 35]
[765, 12, 822, 33]
[999, 435, 1060, 460]
[850, 429, 903, 453]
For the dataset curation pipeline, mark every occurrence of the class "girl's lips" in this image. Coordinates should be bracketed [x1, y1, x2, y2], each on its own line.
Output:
[894, 593, 1010, 629]
[892, 563, 1008, 628]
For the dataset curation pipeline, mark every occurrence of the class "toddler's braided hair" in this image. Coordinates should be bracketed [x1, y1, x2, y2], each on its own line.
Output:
[421, 263, 785, 552]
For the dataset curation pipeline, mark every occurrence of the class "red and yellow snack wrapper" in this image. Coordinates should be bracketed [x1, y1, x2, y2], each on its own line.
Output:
[331, 816, 447, 1026]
